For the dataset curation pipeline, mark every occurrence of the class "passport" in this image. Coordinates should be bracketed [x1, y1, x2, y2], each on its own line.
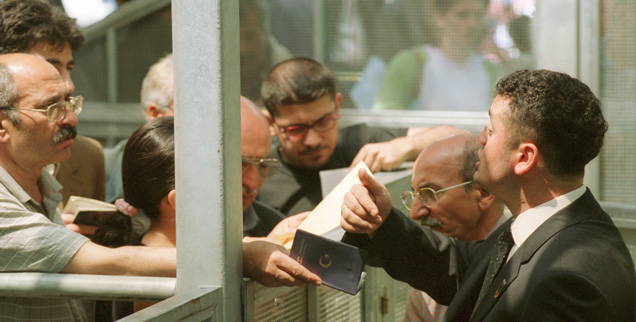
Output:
[290, 228, 367, 295]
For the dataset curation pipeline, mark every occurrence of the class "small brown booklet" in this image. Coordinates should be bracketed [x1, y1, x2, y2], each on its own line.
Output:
[62, 196, 117, 226]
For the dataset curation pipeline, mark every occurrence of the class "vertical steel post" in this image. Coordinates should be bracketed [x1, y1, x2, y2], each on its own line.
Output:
[172, 0, 242, 320]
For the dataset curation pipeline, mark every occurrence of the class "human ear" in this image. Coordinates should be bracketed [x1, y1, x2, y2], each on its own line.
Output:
[264, 111, 277, 137]
[167, 189, 176, 211]
[0, 119, 13, 143]
[474, 185, 496, 211]
[146, 103, 162, 120]
[514, 143, 538, 175]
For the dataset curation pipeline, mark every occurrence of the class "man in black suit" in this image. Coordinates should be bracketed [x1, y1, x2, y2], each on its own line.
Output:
[340, 69, 635, 321]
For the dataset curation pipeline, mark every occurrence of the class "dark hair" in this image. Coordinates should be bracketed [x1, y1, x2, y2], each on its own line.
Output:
[0, 0, 84, 54]
[0, 63, 20, 125]
[261, 57, 336, 117]
[460, 135, 480, 191]
[433, 0, 490, 14]
[496, 69, 608, 177]
[93, 117, 175, 247]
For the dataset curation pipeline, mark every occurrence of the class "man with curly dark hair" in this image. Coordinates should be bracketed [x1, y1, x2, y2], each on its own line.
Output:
[341, 69, 635, 321]
[0, 0, 105, 210]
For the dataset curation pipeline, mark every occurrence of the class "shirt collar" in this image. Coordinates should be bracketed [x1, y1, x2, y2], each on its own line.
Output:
[511, 186, 586, 249]
[0, 166, 63, 222]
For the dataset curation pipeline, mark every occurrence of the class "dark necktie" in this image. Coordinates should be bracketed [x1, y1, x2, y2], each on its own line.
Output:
[474, 227, 514, 309]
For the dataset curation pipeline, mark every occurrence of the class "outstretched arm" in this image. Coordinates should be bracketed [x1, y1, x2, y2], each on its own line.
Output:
[243, 237, 322, 287]
[351, 126, 467, 172]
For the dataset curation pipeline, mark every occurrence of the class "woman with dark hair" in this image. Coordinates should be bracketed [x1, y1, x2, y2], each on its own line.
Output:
[93, 116, 176, 249]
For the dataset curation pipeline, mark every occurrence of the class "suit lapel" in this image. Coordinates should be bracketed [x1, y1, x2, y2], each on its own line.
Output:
[468, 190, 599, 321]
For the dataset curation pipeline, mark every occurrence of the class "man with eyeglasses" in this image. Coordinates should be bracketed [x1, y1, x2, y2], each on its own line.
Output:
[106, 54, 298, 239]
[401, 134, 507, 322]
[340, 70, 635, 321]
[240, 96, 297, 238]
[0, 53, 321, 321]
[0, 0, 106, 209]
[258, 57, 464, 216]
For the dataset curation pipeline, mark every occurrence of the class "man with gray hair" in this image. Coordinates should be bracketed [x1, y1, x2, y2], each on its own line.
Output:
[0, 0, 105, 208]
[0, 53, 321, 321]
[104, 53, 174, 203]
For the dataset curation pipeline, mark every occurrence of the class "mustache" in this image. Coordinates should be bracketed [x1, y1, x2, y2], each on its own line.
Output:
[420, 216, 443, 228]
[51, 126, 77, 145]
[299, 145, 323, 155]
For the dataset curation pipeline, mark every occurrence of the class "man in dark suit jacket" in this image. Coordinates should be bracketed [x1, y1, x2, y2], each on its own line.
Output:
[341, 69, 635, 321]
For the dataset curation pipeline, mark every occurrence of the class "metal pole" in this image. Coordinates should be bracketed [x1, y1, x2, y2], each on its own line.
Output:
[172, 0, 242, 321]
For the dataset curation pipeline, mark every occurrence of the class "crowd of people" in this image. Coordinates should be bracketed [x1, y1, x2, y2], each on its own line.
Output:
[0, 0, 634, 321]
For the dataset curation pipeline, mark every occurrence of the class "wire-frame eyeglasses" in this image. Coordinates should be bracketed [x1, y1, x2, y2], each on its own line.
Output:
[400, 181, 472, 210]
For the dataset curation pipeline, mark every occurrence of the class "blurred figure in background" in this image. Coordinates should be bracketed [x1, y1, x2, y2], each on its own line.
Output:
[240, 0, 293, 104]
[372, 0, 500, 111]
[503, 15, 534, 75]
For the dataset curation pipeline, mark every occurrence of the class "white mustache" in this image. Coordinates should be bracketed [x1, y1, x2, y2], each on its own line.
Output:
[420, 216, 443, 228]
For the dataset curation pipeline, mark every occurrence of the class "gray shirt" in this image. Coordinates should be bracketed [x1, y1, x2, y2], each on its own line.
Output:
[0, 166, 89, 321]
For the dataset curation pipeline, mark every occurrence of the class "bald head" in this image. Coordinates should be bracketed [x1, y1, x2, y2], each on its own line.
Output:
[240, 96, 273, 211]
[410, 134, 502, 241]
[414, 134, 479, 184]
[0, 53, 65, 124]
[0, 53, 61, 78]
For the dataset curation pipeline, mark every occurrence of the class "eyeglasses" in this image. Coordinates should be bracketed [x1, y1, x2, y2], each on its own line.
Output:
[274, 111, 339, 141]
[0, 96, 83, 123]
[242, 157, 281, 178]
[400, 181, 472, 210]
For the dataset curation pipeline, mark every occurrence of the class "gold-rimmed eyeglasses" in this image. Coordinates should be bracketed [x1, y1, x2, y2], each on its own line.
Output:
[400, 181, 472, 210]
[0, 96, 83, 123]
[242, 157, 282, 179]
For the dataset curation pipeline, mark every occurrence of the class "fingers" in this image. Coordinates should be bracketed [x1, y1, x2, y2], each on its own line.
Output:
[61, 213, 74, 225]
[272, 253, 322, 287]
[341, 186, 383, 234]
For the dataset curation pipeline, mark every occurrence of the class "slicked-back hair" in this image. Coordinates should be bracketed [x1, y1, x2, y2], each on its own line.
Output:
[261, 57, 336, 117]
[141, 53, 174, 110]
[0, 0, 84, 54]
[496, 69, 608, 177]
[93, 117, 175, 247]
[122, 116, 175, 222]
[0, 63, 20, 125]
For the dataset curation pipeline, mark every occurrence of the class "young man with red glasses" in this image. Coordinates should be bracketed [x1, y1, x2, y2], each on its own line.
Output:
[258, 57, 464, 216]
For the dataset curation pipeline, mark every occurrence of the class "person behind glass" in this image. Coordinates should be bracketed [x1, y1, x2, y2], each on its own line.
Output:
[342, 69, 635, 321]
[0, 0, 106, 209]
[257, 57, 465, 216]
[402, 134, 507, 322]
[240, 0, 293, 104]
[372, 0, 500, 111]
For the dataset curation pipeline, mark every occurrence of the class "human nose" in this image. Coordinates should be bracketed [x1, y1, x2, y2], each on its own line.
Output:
[409, 198, 430, 221]
[478, 127, 487, 146]
[302, 127, 321, 147]
[61, 71, 75, 93]
[242, 164, 260, 191]
[59, 104, 78, 126]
